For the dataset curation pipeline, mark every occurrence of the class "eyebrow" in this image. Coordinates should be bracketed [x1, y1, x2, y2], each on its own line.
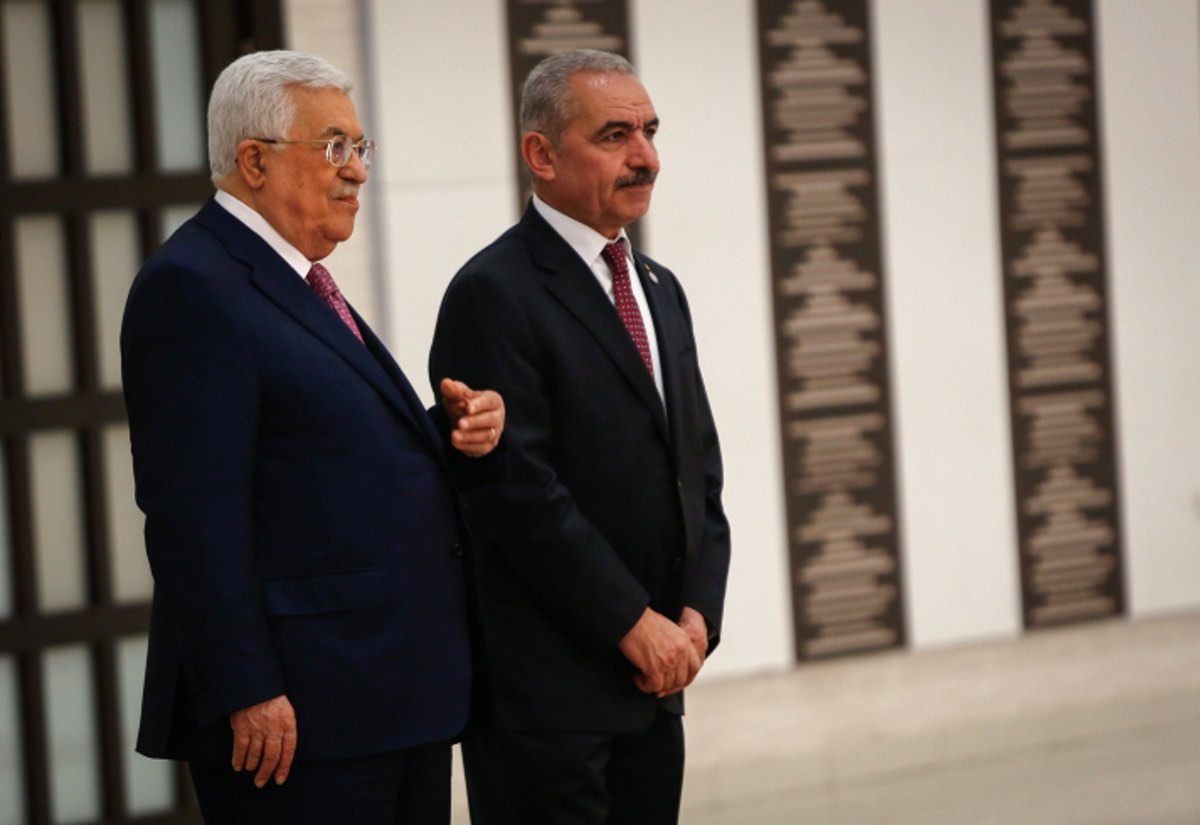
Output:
[593, 117, 660, 137]
[318, 125, 366, 140]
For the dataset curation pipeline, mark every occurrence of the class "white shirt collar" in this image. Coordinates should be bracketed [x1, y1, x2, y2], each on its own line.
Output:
[214, 188, 313, 278]
[531, 194, 630, 269]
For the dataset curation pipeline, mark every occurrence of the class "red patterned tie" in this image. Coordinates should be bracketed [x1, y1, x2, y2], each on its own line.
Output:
[306, 263, 364, 343]
[601, 240, 654, 378]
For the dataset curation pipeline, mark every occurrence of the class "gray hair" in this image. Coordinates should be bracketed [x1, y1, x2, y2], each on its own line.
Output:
[520, 49, 635, 147]
[207, 50, 352, 184]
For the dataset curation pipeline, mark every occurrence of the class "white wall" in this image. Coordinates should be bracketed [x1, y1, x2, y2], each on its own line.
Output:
[873, 1, 1021, 647]
[364, 0, 517, 390]
[630, 1, 792, 677]
[1096, 0, 1200, 616]
[287, 0, 1200, 680]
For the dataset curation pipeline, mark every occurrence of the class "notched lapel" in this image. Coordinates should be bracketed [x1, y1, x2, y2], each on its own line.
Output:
[249, 262, 434, 446]
[635, 254, 686, 456]
[530, 239, 669, 443]
[354, 309, 446, 453]
[195, 198, 438, 448]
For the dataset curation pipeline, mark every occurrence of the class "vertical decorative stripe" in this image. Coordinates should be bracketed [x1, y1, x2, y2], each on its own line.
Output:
[756, 0, 905, 660]
[504, 0, 632, 195]
[504, 0, 639, 241]
[989, 0, 1125, 627]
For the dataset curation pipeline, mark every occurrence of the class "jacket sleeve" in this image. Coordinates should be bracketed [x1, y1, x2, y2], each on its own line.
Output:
[672, 278, 732, 652]
[429, 268, 650, 651]
[121, 261, 285, 724]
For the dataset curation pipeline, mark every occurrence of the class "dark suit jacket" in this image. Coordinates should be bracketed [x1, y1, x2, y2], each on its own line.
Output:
[429, 203, 730, 734]
[122, 198, 473, 762]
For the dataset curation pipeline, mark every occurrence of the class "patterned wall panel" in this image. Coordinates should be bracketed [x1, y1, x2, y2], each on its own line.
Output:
[989, 0, 1125, 627]
[756, 0, 905, 660]
[504, 0, 632, 215]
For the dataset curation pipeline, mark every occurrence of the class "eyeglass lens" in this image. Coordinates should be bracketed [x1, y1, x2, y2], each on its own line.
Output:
[329, 135, 373, 169]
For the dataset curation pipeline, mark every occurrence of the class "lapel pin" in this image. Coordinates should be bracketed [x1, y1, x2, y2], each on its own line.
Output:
[643, 263, 659, 285]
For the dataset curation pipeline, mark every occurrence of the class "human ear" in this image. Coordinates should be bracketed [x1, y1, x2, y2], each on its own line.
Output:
[521, 132, 556, 183]
[236, 139, 269, 189]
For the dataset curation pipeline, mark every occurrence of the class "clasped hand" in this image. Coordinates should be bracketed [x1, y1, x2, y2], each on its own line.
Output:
[618, 606, 708, 697]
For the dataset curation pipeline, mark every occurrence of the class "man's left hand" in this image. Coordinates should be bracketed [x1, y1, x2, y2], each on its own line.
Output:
[440, 378, 505, 457]
[677, 606, 709, 670]
[655, 607, 709, 698]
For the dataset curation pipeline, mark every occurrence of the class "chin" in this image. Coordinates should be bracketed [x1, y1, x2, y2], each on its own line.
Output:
[621, 191, 653, 213]
[326, 220, 357, 243]
[621, 205, 651, 226]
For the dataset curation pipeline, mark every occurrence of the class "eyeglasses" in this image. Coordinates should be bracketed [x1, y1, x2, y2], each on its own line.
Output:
[254, 134, 376, 169]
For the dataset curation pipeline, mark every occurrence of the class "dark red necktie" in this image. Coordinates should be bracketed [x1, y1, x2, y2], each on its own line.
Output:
[306, 262, 364, 343]
[600, 240, 654, 378]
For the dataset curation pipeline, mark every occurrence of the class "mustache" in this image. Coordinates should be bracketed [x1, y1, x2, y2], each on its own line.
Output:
[331, 184, 360, 199]
[616, 169, 657, 189]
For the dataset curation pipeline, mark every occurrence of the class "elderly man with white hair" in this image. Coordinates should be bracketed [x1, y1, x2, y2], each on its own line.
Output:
[121, 49, 504, 824]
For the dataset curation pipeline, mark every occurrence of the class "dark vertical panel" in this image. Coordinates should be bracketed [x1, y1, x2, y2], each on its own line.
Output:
[50, 0, 85, 179]
[198, 0, 238, 89]
[0, 0, 8, 180]
[201, 0, 283, 73]
[17, 648, 50, 825]
[0, 0, 283, 821]
[126, 0, 158, 173]
[246, 0, 283, 50]
[756, 0, 904, 660]
[989, 0, 1124, 628]
[2, 1, 54, 815]
[0, 3, 16, 385]
[126, 0, 166, 254]
[53, 1, 128, 817]
[86, 430, 126, 819]
[504, 0, 633, 225]
[9, 437, 50, 824]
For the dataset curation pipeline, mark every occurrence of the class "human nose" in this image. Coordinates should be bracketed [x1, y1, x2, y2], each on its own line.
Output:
[627, 131, 659, 171]
[341, 148, 368, 183]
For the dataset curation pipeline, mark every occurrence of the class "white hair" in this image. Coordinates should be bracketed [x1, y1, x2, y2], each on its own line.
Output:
[207, 50, 352, 184]
[520, 49, 635, 147]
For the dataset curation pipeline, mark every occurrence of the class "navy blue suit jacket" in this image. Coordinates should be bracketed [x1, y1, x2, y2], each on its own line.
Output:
[122, 198, 472, 761]
[429, 204, 730, 734]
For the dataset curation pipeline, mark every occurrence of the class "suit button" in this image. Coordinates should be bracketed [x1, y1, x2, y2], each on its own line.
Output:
[452, 542, 465, 557]
[674, 557, 684, 571]
[676, 478, 684, 490]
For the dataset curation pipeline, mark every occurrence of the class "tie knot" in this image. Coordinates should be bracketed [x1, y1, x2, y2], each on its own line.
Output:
[306, 262, 337, 299]
[601, 240, 629, 275]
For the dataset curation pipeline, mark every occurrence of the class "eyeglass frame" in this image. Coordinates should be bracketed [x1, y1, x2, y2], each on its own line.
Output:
[252, 134, 376, 169]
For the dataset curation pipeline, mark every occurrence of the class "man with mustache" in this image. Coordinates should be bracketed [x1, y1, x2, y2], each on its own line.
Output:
[430, 49, 731, 824]
[122, 50, 503, 823]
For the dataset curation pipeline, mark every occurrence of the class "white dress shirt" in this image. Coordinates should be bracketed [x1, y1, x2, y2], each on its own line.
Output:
[214, 188, 313, 278]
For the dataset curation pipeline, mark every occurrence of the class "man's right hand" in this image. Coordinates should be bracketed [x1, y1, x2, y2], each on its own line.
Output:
[618, 607, 702, 697]
[230, 694, 297, 787]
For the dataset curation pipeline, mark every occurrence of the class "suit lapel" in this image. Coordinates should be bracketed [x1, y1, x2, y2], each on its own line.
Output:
[352, 306, 445, 453]
[633, 252, 685, 457]
[195, 200, 437, 450]
[520, 207, 670, 445]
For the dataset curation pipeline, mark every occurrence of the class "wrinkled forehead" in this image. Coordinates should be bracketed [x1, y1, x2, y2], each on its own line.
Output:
[567, 72, 655, 124]
[287, 85, 362, 137]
